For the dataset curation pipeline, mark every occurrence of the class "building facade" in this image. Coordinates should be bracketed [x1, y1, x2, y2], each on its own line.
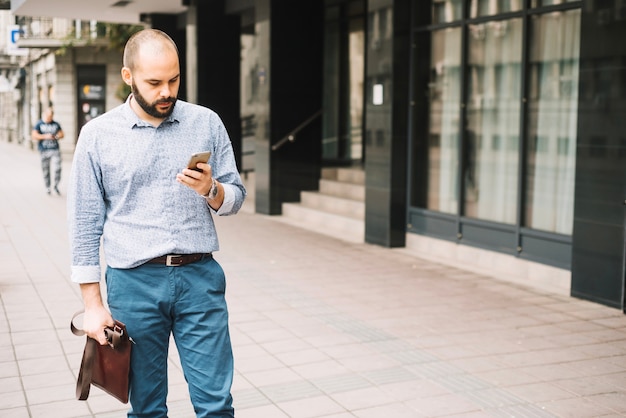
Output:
[8, 0, 626, 310]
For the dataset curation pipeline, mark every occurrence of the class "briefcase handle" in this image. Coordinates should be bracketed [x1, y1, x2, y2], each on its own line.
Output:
[70, 310, 130, 348]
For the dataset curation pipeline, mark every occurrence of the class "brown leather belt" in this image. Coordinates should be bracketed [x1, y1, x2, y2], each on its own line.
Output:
[146, 253, 212, 267]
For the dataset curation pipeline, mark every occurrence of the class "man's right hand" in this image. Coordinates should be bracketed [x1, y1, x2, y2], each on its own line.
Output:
[83, 306, 115, 345]
[79, 282, 115, 345]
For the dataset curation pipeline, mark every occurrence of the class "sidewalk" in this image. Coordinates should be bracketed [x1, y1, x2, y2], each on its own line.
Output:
[0, 138, 625, 418]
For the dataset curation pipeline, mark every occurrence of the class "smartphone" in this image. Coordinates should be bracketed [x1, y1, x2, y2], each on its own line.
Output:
[187, 151, 212, 172]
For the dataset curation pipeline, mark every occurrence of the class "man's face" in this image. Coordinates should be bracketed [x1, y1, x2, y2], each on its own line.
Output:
[131, 80, 177, 120]
[126, 45, 180, 120]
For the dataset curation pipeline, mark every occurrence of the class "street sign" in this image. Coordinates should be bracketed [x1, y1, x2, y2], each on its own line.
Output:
[7, 25, 28, 56]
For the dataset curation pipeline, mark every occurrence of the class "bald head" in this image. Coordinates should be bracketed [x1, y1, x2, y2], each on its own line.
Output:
[43, 107, 54, 122]
[123, 29, 179, 71]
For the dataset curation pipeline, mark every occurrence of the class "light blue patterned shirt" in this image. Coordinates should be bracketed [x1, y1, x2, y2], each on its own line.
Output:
[67, 97, 246, 284]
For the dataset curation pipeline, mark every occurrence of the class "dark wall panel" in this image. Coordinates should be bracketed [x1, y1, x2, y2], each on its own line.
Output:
[196, 0, 243, 170]
[571, 2, 626, 309]
[364, 0, 410, 247]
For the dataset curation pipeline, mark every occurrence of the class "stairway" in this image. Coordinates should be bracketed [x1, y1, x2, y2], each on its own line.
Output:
[279, 167, 365, 243]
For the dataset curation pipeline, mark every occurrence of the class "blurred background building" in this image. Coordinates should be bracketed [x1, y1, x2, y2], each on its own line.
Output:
[1, 0, 625, 311]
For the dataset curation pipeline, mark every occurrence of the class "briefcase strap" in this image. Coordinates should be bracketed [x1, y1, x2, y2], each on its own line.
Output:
[76, 338, 96, 400]
[70, 310, 86, 337]
[71, 311, 93, 400]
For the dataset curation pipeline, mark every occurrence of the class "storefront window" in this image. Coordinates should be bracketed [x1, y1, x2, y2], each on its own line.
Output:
[525, 9, 580, 234]
[432, 0, 463, 23]
[464, 18, 522, 223]
[470, 0, 522, 17]
[531, 0, 579, 7]
[427, 28, 462, 213]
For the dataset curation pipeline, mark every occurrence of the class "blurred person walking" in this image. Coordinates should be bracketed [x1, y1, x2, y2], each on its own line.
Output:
[31, 107, 64, 195]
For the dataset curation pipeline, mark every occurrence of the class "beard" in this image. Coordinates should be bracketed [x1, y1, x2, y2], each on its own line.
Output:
[131, 82, 177, 119]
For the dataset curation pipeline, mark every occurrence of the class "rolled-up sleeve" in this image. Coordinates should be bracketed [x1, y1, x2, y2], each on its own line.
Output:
[67, 132, 106, 283]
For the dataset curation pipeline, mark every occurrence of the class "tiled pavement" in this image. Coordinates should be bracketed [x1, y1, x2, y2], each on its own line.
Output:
[1, 138, 626, 418]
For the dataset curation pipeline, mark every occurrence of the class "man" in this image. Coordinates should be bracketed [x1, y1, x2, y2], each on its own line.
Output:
[67, 29, 246, 417]
[32, 107, 64, 194]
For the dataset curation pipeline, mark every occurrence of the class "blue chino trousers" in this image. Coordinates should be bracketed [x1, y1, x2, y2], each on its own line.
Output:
[106, 257, 234, 418]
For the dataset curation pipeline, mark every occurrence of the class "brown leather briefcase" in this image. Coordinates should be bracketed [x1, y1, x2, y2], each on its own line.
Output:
[71, 311, 133, 404]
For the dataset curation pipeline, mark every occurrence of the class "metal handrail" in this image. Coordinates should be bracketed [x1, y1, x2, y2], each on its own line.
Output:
[271, 110, 322, 151]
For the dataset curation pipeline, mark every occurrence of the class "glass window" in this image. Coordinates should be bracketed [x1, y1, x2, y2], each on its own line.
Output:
[525, 9, 580, 235]
[470, 0, 522, 17]
[426, 27, 463, 213]
[465, 18, 522, 223]
[322, 14, 340, 159]
[323, 4, 365, 163]
[433, 0, 463, 23]
[531, 0, 579, 7]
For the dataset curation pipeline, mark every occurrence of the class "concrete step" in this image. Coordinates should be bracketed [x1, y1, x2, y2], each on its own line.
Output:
[319, 179, 365, 201]
[322, 167, 365, 185]
[280, 168, 365, 243]
[280, 203, 364, 243]
[300, 191, 365, 220]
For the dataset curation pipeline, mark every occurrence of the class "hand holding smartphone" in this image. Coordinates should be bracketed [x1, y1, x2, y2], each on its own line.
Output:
[187, 151, 211, 172]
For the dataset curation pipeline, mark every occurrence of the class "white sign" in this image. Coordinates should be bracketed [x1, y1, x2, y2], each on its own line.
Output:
[373, 84, 383, 105]
[7, 25, 28, 56]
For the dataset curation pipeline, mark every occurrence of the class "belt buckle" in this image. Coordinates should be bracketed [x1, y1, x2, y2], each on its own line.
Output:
[166, 254, 184, 266]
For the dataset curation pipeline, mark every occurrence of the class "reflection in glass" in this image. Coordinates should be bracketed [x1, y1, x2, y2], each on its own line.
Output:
[432, 0, 463, 23]
[465, 19, 522, 223]
[470, 0, 522, 17]
[322, 8, 364, 163]
[347, 17, 364, 161]
[525, 10, 580, 235]
[531, 0, 578, 6]
[322, 13, 340, 159]
[427, 28, 462, 213]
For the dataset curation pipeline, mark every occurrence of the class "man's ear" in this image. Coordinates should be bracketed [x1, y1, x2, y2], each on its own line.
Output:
[121, 67, 132, 86]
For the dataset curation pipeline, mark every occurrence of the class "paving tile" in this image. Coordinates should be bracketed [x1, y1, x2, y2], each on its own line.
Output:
[17, 355, 69, 376]
[1, 407, 31, 418]
[585, 392, 626, 413]
[505, 382, 576, 403]
[330, 386, 400, 411]
[516, 363, 586, 381]
[0, 361, 19, 378]
[290, 360, 352, 380]
[21, 370, 75, 390]
[232, 387, 272, 410]
[553, 376, 624, 397]
[235, 404, 290, 418]
[312, 374, 372, 397]
[29, 399, 92, 418]
[406, 392, 483, 416]
[352, 402, 427, 417]
[539, 396, 616, 417]
[471, 367, 538, 387]
[14, 341, 64, 361]
[26, 383, 76, 405]
[0, 377, 21, 394]
[243, 367, 303, 387]
[276, 395, 346, 418]
[0, 390, 26, 409]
